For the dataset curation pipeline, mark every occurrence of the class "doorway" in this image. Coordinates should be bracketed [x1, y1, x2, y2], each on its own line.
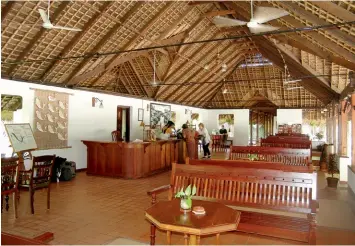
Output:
[117, 106, 130, 142]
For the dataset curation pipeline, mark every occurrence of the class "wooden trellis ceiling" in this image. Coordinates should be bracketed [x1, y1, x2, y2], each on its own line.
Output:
[1, 1, 354, 109]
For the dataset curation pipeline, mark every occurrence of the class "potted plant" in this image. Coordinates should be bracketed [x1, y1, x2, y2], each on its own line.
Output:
[327, 154, 339, 188]
[248, 154, 258, 161]
[175, 184, 196, 212]
[315, 132, 324, 141]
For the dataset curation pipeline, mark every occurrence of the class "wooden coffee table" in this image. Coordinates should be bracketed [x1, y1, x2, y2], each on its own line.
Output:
[145, 199, 241, 245]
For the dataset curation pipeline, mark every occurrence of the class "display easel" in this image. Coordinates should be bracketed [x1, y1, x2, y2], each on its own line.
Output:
[4, 123, 37, 170]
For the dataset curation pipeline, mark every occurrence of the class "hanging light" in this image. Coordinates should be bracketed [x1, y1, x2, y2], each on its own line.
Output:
[223, 88, 228, 94]
[221, 63, 227, 72]
[286, 86, 303, 90]
[151, 50, 160, 87]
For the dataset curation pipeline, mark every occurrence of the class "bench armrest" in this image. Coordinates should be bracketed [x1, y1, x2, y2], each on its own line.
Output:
[147, 184, 172, 204]
[311, 200, 319, 213]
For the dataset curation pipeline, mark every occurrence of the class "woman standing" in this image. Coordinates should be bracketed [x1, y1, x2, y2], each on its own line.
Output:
[198, 123, 211, 159]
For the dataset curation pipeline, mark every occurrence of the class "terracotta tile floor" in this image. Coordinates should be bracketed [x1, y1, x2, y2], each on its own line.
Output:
[2, 153, 355, 245]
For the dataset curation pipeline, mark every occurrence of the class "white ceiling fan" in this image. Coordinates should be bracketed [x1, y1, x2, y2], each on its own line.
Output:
[38, 0, 81, 32]
[212, 1, 288, 34]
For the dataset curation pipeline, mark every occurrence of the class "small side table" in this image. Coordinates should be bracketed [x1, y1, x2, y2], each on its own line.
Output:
[145, 199, 241, 245]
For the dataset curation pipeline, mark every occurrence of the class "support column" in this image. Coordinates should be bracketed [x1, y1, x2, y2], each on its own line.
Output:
[265, 114, 269, 137]
[340, 100, 348, 156]
[332, 101, 337, 153]
[352, 94, 355, 165]
[256, 111, 260, 144]
[249, 110, 253, 146]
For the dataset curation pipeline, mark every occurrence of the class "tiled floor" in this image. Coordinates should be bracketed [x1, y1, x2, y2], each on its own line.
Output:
[2, 153, 355, 245]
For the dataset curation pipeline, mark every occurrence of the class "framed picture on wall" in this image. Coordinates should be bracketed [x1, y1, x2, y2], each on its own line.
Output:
[138, 108, 144, 121]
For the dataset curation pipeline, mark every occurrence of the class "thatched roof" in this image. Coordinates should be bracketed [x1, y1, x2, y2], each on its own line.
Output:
[1, 1, 354, 113]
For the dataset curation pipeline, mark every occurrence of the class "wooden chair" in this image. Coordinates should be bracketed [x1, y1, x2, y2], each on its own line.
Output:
[18, 155, 55, 214]
[111, 130, 123, 141]
[1, 157, 19, 218]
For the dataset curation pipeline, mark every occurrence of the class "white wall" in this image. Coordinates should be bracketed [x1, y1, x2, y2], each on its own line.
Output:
[277, 109, 302, 125]
[0, 79, 206, 169]
[204, 109, 249, 146]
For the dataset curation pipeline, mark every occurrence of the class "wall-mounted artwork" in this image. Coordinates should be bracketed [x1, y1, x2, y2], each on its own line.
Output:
[150, 103, 171, 126]
[191, 113, 199, 121]
[33, 89, 70, 150]
[218, 114, 234, 125]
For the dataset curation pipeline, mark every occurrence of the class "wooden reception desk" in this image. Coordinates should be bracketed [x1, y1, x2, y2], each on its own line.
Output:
[82, 139, 183, 179]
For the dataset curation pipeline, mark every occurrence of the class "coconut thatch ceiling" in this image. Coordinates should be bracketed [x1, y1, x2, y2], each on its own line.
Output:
[1, 1, 354, 110]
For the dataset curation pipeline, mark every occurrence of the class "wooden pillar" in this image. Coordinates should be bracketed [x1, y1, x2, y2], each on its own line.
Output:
[265, 114, 269, 137]
[352, 94, 355, 165]
[256, 111, 260, 144]
[332, 101, 337, 153]
[271, 114, 274, 135]
[340, 100, 348, 156]
[249, 110, 253, 146]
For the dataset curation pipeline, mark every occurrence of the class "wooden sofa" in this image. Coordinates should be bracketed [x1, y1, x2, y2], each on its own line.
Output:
[147, 161, 317, 244]
[229, 146, 311, 166]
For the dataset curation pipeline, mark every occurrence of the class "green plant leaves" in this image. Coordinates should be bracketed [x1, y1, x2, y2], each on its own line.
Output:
[185, 185, 191, 196]
[186, 197, 192, 208]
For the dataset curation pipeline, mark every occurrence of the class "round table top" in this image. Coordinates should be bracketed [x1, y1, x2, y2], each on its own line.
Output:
[145, 199, 241, 235]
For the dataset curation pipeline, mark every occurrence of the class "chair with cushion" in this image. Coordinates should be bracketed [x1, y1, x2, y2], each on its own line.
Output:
[1, 157, 19, 218]
[18, 155, 55, 214]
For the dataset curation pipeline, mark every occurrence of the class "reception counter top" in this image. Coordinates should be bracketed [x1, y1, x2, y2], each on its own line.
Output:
[82, 139, 183, 179]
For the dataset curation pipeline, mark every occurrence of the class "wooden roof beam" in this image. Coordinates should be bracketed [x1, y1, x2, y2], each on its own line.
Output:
[39, 1, 113, 81]
[160, 44, 236, 101]
[1, 1, 15, 21]
[65, 2, 144, 85]
[188, 1, 216, 6]
[87, 2, 174, 87]
[273, 35, 355, 71]
[128, 61, 150, 98]
[203, 10, 236, 17]
[340, 72, 355, 99]
[277, 1, 355, 47]
[6, 1, 69, 77]
[311, 1, 355, 22]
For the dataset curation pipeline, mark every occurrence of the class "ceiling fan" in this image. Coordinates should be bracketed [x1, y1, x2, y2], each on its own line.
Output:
[38, 8, 81, 32]
[212, 1, 288, 34]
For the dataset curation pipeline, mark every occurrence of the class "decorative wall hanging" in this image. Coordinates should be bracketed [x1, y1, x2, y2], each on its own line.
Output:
[92, 97, 103, 108]
[218, 114, 234, 126]
[33, 89, 70, 150]
[191, 113, 199, 121]
[150, 103, 171, 126]
[138, 108, 144, 121]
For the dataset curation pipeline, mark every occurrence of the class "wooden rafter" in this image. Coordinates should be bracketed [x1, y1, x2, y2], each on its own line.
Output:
[311, 1, 355, 22]
[87, 2, 174, 88]
[65, 2, 144, 85]
[39, 1, 113, 81]
[277, 2, 355, 47]
[1, 1, 15, 22]
[160, 43, 236, 101]
[68, 50, 150, 85]
[203, 9, 236, 17]
[273, 35, 355, 71]
[6, 1, 69, 77]
[128, 60, 150, 97]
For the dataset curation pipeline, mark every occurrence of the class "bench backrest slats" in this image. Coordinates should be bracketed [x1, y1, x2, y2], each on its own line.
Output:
[229, 146, 311, 166]
[261, 138, 312, 150]
[171, 163, 316, 211]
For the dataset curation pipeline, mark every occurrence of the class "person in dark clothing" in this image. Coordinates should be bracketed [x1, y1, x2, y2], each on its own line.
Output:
[219, 125, 228, 134]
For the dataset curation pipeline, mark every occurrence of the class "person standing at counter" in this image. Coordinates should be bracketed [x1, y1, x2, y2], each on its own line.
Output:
[198, 123, 211, 159]
[160, 121, 175, 140]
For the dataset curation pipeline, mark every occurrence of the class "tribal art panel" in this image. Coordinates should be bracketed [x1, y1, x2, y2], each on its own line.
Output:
[33, 89, 69, 150]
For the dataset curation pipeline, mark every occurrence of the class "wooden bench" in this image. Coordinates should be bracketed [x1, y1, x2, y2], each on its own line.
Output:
[261, 137, 312, 150]
[275, 133, 309, 138]
[229, 146, 311, 166]
[186, 158, 313, 172]
[148, 162, 317, 244]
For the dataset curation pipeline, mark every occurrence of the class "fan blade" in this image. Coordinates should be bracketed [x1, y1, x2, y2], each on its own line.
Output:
[51, 25, 82, 31]
[212, 16, 247, 27]
[38, 9, 51, 25]
[247, 23, 280, 34]
[252, 6, 288, 24]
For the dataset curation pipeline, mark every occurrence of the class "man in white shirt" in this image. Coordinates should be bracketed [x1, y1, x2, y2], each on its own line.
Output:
[198, 123, 211, 159]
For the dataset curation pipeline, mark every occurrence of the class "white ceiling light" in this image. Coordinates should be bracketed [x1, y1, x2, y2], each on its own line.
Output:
[212, 0, 288, 33]
[286, 86, 303, 90]
[221, 63, 227, 72]
[284, 79, 302, 84]
[223, 88, 228, 94]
